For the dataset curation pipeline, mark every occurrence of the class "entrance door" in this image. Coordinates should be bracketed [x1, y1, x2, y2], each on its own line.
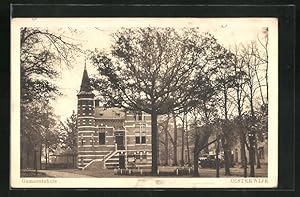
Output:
[115, 135, 125, 150]
[119, 154, 125, 169]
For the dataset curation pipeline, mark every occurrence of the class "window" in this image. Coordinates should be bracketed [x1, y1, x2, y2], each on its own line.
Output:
[135, 112, 143, 121]
[135, 134, 140, 144]
[99, 132, 105, 145]
[141, 136, 146, 144]
[135, 132, 146, 144]
[138, 113, 142, 121]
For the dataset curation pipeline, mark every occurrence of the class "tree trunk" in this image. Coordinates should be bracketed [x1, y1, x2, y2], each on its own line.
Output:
[172, 114, 178, 166]
[173, 144, 177, 166]
[240, 133, 247, 177]
[224, 89, 228, 120]
[255, 141, 261, 169]
[181, 114, 185, 166]
[39, 146, 42, 170]
[249, 94, 256, 176]
[164, 126, 169, 166]
[45, 145, 48, 169]
[249, 147, 255, 177]
[249, 133, 256, 177]
[222, 90, 231, 176]
[186, 125, 191, 166]
[193, 149, 200, 177]
[216, 139, 220, 177]
[151, 108, 158, 175]
[26, 150, 30, 168]
[221, 137, 231, 176]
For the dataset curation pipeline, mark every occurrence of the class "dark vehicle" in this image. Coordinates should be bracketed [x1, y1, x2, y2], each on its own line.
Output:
[198, 154, 225, 168]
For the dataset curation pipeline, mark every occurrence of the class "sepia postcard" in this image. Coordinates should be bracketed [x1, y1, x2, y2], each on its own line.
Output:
[11, 17, 278, 188]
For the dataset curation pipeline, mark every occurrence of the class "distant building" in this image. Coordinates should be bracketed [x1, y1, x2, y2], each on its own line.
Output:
[158, 121, 268, 167]
[76, 67, 152, 169]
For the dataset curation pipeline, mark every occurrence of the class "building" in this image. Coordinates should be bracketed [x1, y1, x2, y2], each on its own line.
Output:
[157, 120, 268, 167]
[76, 67, 152, 170]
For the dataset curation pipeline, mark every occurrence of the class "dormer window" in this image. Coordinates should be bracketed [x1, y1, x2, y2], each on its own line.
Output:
[138, 114, 142, 121]
[135, 112, 142, 121]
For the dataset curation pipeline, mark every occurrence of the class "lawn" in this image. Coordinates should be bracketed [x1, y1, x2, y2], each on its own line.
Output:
[59, 164, 267, 178]
[21, 170, 53, 177]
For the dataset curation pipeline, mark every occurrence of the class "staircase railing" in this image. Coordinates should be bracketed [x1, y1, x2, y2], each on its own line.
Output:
[104, 150, 120, 162]
[103, 151, 113, 161]
[82, 158, 103, 170]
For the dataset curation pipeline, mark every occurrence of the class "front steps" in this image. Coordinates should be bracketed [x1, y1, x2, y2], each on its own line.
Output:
[105, 152, 120, 169]
[80, 150, 152, 170]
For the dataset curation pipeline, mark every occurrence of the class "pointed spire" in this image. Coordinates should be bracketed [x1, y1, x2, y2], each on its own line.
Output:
[84, 58, 87, 70]
[79, 62, 92, 93]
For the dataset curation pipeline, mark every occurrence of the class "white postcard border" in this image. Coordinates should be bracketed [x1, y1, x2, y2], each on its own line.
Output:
[11, 17, 278, 188]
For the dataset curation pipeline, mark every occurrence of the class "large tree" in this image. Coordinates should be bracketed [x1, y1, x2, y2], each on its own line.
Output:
[213, 44, 237, 176]
[240, 41, 268, 176]
[20, 27, 81, 103]
[58, 110, 78, 168]
[40, 103, 60, 168]
[90, 27, 221, 175]
[20, 27, 81, 168]
[228, 44, 249, 177]
[256, 27, 269, 103]
[21, 100, 59, 169]
[59, 110, 78, 154]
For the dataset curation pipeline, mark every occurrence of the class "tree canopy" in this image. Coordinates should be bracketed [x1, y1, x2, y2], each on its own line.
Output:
[20, 27, 81, 103]
[91, 27, 222, 114]
[90, 27, 226, 174]
[20, 27, 81, 169]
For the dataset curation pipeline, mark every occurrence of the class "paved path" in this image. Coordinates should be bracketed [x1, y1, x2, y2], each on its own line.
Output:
[39, 170, 93, 178]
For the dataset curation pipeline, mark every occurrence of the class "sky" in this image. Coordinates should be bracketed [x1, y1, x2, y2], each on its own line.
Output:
[18, 18, 277, 121]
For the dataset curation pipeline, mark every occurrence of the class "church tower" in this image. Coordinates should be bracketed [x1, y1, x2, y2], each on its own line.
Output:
[76, 65, 96, 168]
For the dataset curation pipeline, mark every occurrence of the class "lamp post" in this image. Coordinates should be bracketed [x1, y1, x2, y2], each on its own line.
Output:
[34, 144, 38, 177]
